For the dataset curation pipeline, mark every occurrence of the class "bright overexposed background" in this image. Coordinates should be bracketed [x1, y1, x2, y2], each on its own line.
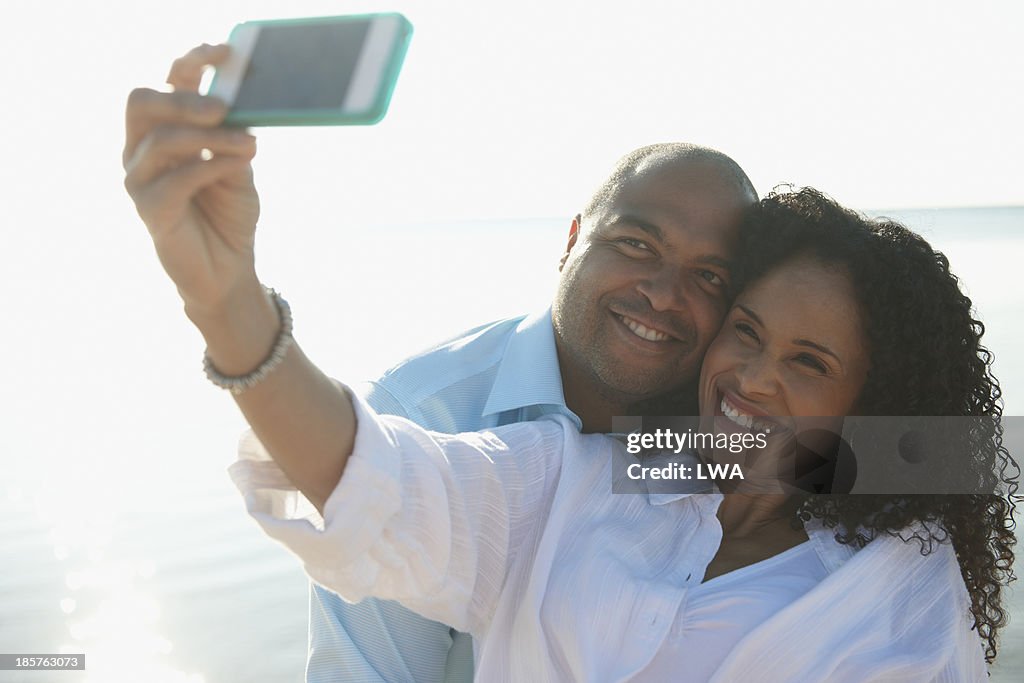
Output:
[1, 1, 1022, 681]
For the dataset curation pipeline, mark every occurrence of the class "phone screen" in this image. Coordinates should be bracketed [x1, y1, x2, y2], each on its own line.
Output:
[212, 13, 412, 126]
[233, 21, 370, 111]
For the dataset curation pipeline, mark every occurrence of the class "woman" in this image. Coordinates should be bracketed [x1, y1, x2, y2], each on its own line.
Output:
[231, 188, 1017, 681]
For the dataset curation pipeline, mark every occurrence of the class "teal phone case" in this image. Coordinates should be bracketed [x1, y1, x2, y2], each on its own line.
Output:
[213, 13, 413, 127]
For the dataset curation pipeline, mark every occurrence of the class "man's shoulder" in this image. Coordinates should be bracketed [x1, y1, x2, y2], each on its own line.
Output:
[372, 314, 529, 396]
[413, 314, 528, 359]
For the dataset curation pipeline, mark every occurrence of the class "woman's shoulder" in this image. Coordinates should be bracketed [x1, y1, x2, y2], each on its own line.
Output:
[805, 514, 960, 575]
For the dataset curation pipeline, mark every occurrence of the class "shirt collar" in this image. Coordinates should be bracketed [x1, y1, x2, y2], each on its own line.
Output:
[647, 488, 718, 505]
[482, 307, 572, 420]
[647, 478, 858, 571]
[619, 447, 719, 505]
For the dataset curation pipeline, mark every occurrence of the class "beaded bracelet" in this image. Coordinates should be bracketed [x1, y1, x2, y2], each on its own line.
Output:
[203, 287, 293, 395]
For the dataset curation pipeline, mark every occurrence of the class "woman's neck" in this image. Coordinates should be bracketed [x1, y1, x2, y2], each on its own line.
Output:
[716, 492, 797, 538]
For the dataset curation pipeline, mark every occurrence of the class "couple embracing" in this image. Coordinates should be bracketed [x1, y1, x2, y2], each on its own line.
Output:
[125, 44, 1016, 682]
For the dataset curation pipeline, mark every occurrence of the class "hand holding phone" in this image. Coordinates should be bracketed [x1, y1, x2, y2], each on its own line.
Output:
[208, 13, 413, 126]
[124, 43, 262, 322]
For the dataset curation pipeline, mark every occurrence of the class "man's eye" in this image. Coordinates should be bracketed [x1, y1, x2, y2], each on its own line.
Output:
[700, 270, 725, 286]
[618, 238, 651, 251]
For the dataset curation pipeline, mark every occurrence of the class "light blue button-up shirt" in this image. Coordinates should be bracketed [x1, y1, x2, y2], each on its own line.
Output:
[308, 308, 579, 682]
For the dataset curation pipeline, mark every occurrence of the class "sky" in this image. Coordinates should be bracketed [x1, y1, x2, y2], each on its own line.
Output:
[1, 0, 1022, 233]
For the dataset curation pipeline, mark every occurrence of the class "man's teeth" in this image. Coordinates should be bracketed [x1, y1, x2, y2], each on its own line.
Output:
[621, 316, 670, 342]
[720, 398, 773, 434]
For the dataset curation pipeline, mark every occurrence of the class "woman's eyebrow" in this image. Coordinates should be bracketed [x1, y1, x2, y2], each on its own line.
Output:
[737, 303, 842, 364]
[794, 338, 841, 364]
[737, 304, 763, 325]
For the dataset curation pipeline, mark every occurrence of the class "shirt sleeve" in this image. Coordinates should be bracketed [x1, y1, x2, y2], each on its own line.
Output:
[308, 378, 463, 683]
[357, 378, 413, 420]
[228, 387, 567, 638]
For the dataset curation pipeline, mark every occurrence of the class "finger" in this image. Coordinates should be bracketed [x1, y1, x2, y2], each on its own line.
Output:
[125, 125, 256, 192]
[133, 156, 251, 230]
[166, 43, 231, 92]
[218, 160, 256, 191]
[124, 88, 229, 167]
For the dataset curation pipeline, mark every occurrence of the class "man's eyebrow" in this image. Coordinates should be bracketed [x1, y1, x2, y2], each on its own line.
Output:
[696, 254, 732, 272]
[609, 215, 665, 242]
[607, 215, 732, 271]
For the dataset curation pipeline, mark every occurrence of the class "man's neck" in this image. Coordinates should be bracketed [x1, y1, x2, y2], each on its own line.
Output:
[557, 364, 699, 435]
[561, 380, 628, 434]
[552, 324, 698, 432]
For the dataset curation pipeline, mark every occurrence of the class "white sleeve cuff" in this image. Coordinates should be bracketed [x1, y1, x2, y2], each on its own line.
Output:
[228, 385, 446, 605]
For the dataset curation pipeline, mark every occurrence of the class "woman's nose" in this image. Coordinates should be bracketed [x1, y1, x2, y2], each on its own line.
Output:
[735, 353, 779, 398]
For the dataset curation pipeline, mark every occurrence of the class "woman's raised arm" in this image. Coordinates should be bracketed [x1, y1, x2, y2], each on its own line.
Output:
[230, 391, 569, 635]
[124, 44, 356, 513]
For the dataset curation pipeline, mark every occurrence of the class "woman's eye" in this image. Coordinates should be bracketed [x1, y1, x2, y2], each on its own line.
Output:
[735, 322, 759, 342]
[795, 354, 828, 373]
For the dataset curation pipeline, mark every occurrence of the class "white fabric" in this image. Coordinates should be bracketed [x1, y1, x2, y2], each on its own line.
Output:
[229, 391, 988, 682]
[639, 540, 829, 681]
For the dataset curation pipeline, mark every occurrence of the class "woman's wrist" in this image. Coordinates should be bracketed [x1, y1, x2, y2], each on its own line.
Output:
[184, 276, 282, 377]
[203, 288, 293, 394]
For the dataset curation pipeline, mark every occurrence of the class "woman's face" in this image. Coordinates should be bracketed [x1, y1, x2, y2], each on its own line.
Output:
[699, 254, 872, 431]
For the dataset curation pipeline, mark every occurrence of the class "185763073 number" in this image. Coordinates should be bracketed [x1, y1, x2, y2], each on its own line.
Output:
[0, 654, 85, 670]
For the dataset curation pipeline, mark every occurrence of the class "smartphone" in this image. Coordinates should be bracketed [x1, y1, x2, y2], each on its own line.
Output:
[208, 13, 413, 126]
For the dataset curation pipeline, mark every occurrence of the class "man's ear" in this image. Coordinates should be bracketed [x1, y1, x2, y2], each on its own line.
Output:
[558, 214, 582, 272]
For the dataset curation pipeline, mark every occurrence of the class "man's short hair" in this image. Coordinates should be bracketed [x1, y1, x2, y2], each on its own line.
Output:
[581, 143, 757, 221]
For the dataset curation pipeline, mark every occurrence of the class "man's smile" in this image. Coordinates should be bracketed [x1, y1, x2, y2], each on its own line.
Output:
[615, 313, 674, 342]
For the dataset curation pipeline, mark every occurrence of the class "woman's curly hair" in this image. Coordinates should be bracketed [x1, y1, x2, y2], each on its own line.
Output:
[736, 186, 1019, 665]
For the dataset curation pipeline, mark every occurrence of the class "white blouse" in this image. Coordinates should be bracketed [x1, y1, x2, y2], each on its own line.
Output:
[229, 391, 988, 682]
[637, 540, 829, 681]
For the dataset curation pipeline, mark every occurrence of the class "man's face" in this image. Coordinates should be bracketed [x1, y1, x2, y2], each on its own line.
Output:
[552, 159, 750, 404]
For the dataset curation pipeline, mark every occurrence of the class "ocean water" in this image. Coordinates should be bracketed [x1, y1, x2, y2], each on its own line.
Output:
[2, 207, 1022, 682]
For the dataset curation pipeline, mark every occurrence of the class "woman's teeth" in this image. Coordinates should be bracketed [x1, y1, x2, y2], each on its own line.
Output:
[720, 398, 774, 435]
[620, 315, 670, 342]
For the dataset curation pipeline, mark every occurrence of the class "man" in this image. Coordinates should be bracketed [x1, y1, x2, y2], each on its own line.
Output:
[124, 44, 757, 682]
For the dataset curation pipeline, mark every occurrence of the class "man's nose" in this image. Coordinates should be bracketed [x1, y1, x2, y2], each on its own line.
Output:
[636, 266, 690, 312]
